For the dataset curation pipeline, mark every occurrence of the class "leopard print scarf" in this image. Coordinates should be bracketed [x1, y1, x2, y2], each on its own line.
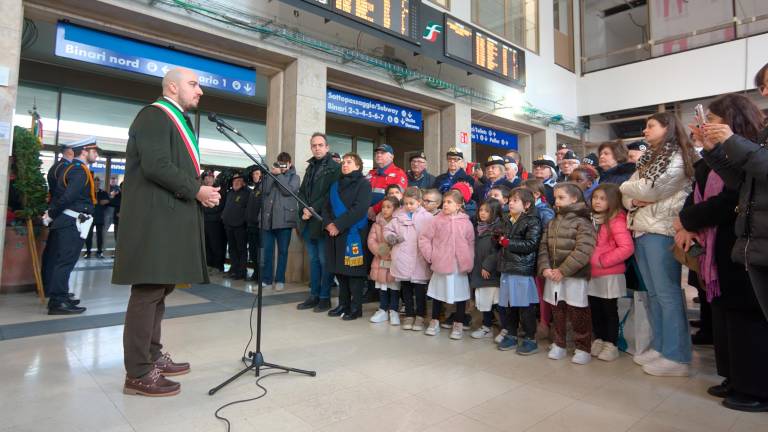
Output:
[636, 141, 677, 186]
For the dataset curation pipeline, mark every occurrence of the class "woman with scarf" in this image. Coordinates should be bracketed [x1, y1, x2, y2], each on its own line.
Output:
[681, 94, 768, 412]
[324, 153, 373, 321]
[620, 112, 698, 377]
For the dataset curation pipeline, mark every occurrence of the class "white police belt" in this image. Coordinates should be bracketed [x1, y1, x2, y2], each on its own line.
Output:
[63, 209, 94, 239]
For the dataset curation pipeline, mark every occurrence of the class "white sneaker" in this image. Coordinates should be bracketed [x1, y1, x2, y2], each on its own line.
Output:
[450, 322, 463, 340]
[633, 349, 661, 366]
[494, 329, 509, 344]
[402, 316, 414, 330]
[591, 339, 604, 357]
[642, 357, 690, 377]
[548, 344, 567, 360]
[571, 349, 592, 365]
[275, 282, 285, 291]
[370, 309, 388, 323]
[425, 319, 440, 336]
[412, 316, 425, 331]
[598, 343, 620, 362]
[263, 284, 272, 290]
[471, 325, 493, 339]
[389, 310, 400, 326]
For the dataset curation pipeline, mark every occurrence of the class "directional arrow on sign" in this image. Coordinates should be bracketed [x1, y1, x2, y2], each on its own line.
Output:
[244, 83, 253, 92]
[161, 65, 170, 74]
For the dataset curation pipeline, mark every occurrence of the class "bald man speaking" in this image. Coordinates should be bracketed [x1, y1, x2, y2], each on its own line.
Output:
[114, 68, 220, 397]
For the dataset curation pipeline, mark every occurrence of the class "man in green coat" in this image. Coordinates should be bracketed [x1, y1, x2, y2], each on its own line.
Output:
[113, 68, 220, 397]
[296, 132, 340, 312]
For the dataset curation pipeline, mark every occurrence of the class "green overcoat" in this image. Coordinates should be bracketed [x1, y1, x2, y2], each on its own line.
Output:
[112, 100, 209, 285]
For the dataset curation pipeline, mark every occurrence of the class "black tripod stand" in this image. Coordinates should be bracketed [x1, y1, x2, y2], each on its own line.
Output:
[208, 114, 317, 396]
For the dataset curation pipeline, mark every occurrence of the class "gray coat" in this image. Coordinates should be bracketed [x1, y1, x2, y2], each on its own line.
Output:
[260, 166, 300, 230]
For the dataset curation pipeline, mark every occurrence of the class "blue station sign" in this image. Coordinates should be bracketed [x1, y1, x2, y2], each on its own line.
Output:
[326, 88, 423, 131]
[55, 22, 257, 96]
[90, 159, 126, 175]
[471, 124, 518, 150]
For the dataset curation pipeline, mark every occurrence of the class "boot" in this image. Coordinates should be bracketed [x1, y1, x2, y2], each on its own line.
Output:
[327, 304, 345, 317]
[313, 298, 332, 313]
[297, 295, 319, 310]
[342, 278, 363, 321]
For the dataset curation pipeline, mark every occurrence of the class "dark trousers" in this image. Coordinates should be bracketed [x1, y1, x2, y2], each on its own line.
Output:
[432, 300, 466, 322]
[338, 275, 364, 314]
[502, 306, 537, 339]
[483, 310, 494, 327]
[378, 289, 399, 311]
[552, 301, 592, 352]
[247, 225, 261, 270]
[85, 223, 104, 253]
[747, 264, 768, 321]
[47, 225, 84, 305]
[401, 281, 427, 317]
[204, 221, 227, 271]
[711, 296, 768, 399]
[41, 228, 58, 296]
[588, 296, 619, 344]
[123, 284, 175, 378]
[225, 225, 247, 276]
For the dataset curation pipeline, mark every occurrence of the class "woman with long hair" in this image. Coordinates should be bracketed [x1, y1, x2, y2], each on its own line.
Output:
[696, 92, 768, 412]
[620, 111, 698, 377]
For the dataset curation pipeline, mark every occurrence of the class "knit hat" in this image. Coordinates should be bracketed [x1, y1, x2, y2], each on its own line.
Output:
[450, 181, 472, 204]
[627, 141, 648, 152]
[581, 153, 598, 168]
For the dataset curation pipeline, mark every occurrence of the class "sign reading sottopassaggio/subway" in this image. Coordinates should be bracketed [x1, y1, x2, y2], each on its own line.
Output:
[54, 22, 256, 96]
[327, 88, 423, 131]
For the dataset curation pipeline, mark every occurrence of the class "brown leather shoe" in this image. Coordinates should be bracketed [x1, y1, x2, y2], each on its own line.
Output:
[123, 368, 180, 397]
[154, 352, 190, 376]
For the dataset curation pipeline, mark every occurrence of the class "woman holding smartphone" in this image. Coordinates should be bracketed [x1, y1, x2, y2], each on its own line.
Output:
[696, 93, 768, 412]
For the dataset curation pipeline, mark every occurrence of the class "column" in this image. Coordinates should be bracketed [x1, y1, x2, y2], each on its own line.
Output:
[422, 111, 440, 173]
[0, 0, 23, 282]
[278, 58, 326, 283]
[439, 103, 472, 172]
[531, 128, 558, 162]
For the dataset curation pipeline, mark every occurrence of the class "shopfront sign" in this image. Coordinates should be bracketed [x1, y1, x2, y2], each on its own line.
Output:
[55, 22, 257, 96]
[326, 88, 423, 131]
[471, 124, 518, 150]
[90, 159, 126, 175]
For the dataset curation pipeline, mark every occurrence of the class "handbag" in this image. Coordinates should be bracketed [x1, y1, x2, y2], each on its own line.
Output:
[672, 244, 700, 273]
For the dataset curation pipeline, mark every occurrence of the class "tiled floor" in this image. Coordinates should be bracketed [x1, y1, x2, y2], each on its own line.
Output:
[0, 263, 766, 431]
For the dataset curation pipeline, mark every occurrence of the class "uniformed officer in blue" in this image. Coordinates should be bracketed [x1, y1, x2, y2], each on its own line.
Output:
[41, 142, 75, 297]
[45, 137, 100, 315]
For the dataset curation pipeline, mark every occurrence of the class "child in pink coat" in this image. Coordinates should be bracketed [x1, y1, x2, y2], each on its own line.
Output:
[588, 183, 635, 361]
[368, 197, 401, 325]
[384, 187, 434, 331]
[418, 188, 475, 340]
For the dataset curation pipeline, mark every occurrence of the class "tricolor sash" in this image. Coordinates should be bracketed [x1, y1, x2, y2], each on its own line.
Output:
[151, 99, 201, 175]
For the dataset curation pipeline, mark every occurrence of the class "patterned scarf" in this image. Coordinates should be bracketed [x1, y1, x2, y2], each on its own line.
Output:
[694, 170, 725, 302]
[477, 218, 499, 235]
[636, 141, 677, 186]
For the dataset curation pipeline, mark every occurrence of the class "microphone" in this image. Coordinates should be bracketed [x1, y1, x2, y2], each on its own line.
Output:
[207, 112, 240, 135]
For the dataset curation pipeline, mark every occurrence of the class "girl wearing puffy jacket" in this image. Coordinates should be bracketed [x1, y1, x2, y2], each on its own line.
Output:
[384, 187, 434, 331]
[368, 197, 401, 325]
[418, 189, 475, 340]
[620, 112, 698, 377]
[588, 183, 634, 362]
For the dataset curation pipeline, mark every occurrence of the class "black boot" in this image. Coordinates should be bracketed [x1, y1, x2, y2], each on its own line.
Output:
[723, 393, 768, 412]
[327, 304, 345, 317]
[342, 278, 363, 321]
[297, 295, 319, 310]
[313, 298, 331, 313]
[707, 379, 731, 398]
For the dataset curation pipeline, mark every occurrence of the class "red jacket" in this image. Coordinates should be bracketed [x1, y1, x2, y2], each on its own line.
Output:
[368, 164, 408, 214]
[590, 211, 635, 278]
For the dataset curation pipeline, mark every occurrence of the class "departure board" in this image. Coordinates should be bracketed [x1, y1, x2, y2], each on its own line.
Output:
[444, 17, 472, 63]
[444, 17, 522, 81]
[299, 0, 418, 40]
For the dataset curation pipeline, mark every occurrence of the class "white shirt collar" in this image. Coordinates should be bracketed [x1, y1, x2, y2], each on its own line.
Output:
[163, 96, 184, 113]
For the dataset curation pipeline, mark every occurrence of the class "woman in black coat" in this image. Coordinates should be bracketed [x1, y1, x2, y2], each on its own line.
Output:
[324, 153, 372, 321]
[686, 93, 768, 412]
[597, 141, 636, 185]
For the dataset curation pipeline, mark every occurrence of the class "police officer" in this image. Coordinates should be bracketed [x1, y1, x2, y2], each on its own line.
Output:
[42, 143, 75, 297]
[45, 137, 100, 314]
[222, 171, 250, 280]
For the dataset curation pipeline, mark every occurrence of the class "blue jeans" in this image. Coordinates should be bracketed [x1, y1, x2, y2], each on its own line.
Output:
[634, 233, 692, 363]
[302, 228, 332, 299]
[261, 228, 292, 284]
[378, 289, 399, 311]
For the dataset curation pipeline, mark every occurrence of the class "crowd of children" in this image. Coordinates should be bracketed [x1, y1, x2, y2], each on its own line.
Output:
[358, 168, 638, 367]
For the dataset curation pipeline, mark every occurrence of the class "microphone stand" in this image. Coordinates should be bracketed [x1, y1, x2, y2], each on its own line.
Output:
[208, 123, 316, 396]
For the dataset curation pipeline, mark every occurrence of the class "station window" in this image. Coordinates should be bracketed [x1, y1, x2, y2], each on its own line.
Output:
[472, 0, 539, 53]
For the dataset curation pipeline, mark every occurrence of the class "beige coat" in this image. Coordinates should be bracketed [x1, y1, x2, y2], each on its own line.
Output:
[620, 152, 692, 237]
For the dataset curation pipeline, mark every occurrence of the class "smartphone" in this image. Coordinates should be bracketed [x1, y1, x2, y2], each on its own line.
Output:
[688, 240, 705, 258]
[694, 104, 706, 129]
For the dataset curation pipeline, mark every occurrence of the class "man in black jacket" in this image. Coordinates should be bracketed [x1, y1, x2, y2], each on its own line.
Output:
[432, 147, 474, 193]
[202, 171, 226, 273]
[222, 171, 250, 280]
[297, 132, 341, 312]
[245, 167, 263, 282]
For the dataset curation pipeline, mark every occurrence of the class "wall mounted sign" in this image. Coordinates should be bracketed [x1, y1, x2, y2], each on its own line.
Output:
[471, 124, 518, 150]
[55, 22, 257, 96]
[326, 88, 423, 131]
